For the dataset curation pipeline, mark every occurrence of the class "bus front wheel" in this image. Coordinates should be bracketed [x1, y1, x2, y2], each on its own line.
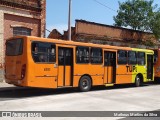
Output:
[79, 76, 91, 92]
[135, 75, 141, 87]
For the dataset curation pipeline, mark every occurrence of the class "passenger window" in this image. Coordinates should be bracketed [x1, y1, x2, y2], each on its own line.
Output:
[104, 52, 115, 66]
[137, 52, 145, 65]
[32, 42, 56, 63]
[58, 48, 64, 65]
[118, 50, 127, 64]
[128, 51, 137, 65]
[91, 48, 103, 64]
[76, 46, 89, 63]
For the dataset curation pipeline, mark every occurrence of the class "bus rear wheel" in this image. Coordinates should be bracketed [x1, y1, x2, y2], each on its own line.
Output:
[79, 76, 91, 92]
[135, 75, 141, 87]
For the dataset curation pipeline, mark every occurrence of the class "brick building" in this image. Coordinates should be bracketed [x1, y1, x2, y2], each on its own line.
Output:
[48, 20, 157, 48]
[0, 0, 46, 68]
[48, 29, 62, 40]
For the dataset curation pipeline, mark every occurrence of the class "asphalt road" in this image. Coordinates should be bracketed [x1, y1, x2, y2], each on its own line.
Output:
[0, 83, 160, 120]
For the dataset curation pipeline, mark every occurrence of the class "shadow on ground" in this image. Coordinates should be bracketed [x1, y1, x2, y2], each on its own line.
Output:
[0, 82, 159, 101]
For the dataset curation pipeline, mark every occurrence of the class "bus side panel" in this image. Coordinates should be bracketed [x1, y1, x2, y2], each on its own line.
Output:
[123, 65, 147, 84]
[131, 65, 146, 83]
[27, 64, 58, 88]
[108, 67, 113, 83]
[116, 65, 132, 84]
[89, 65, 103, 85]
[73, 64, 104, 87]
[58, 66, 64, 87]
[73, 76, 81, 87]
[26, 39, 58, 89]
[65, 66, 72, 86]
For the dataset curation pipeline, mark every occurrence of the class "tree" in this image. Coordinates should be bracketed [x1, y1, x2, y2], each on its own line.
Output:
[114, 0, 160, 39]
[151, 10, 160, 39]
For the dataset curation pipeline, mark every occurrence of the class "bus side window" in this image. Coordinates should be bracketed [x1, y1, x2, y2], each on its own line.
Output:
[137, 52, 145, 65]
[76, 46, 89, 64]
[58, 48, 64, 65]
[31, 42, 56, 63]
[91, 48, 102, 64]
[118, 50, 127, 64]
[49, 45, 56, 62]
[128, 51, 137, 65]
[32, 43, 40, 62]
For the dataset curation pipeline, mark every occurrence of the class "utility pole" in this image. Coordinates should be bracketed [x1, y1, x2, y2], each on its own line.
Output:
[68, 0, 72, 41]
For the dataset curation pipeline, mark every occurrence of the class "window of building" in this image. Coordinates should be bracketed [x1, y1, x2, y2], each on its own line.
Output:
[118, 50, 127, 64]
[31, 42, 56, 63]
[76, 46, 89, 63]
[91, 48, 102, 64]
[137, 52, 145, 65]
[13, 27, 31, 36]
[128, 51, 137, 65]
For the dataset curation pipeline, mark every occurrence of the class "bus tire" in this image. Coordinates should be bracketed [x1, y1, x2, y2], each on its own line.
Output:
[135, 75, 141, 87]
[79, 76, 91, 92]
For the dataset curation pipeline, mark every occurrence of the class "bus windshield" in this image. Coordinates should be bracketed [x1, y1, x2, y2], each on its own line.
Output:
[6, 38, 23, 56]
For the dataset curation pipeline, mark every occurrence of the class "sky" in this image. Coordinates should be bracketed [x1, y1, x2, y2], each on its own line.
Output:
[46, 0, 160, 37]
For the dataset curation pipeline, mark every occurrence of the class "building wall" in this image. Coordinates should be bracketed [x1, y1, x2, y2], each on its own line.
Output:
[48, 29, 62, 39]
[40, 0, 46, 38]
[75, 20, 156, 45]
[0, 0, 46, 80]
[0, 11, 4, 68]
[4, 14, 41, 40]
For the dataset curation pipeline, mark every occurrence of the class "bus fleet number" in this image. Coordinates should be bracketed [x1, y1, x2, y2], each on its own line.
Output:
[44, 68, 51, 71]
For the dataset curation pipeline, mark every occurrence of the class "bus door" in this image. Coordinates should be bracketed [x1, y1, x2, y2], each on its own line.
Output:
[58, 47, 73, 87]
[104, 51, 116, 84]
[147, 54, 153, 79]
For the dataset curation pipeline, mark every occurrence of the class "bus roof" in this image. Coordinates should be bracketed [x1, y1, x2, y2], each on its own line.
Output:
[7, 36, 153, 53]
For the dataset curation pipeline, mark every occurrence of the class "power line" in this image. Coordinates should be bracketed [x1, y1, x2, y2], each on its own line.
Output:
[93, 0, 117, 13]
[46, 29, 51, 33]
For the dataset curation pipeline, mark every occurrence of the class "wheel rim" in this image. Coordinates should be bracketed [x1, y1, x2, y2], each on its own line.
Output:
[82, 79, 89, 89]
[136, 77, 140, 86]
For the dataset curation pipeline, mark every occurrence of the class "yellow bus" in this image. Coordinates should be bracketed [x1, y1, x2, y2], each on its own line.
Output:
[5, 36, 154, 92]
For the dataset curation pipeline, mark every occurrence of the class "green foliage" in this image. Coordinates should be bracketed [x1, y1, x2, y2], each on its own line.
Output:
[114, 0, 160, 39]
[151, 10, 160, 39]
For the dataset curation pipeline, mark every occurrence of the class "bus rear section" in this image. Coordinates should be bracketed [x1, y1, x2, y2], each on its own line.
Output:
[5, 38, 27, 86]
